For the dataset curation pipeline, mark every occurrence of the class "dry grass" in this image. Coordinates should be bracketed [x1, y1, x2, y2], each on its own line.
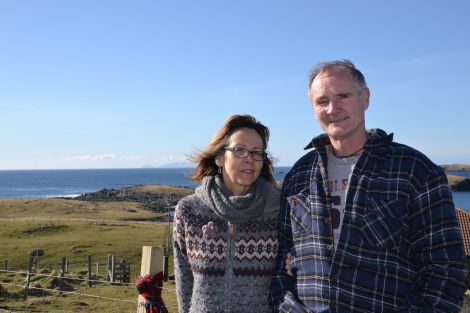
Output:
[448, 174, 467, 186]
[0, 196, 180, 312]
[0, 198, 158, 221]
[136, 185, 194, 196]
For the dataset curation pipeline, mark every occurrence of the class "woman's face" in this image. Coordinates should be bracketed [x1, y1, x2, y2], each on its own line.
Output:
[216, 127, 265, 196]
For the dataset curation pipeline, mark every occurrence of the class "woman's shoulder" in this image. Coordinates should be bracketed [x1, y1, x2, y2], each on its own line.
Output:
[175, 192, 211, 216]
[263, 183, 280, 217]
[176, 193, 200, 210]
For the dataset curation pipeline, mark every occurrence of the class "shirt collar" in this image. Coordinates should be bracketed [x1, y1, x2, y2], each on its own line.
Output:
[304, 128, 394, 150]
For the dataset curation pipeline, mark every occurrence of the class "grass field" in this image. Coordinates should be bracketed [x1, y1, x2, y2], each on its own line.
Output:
[0, 197, 179, 312]
[1, 179, 468, 312]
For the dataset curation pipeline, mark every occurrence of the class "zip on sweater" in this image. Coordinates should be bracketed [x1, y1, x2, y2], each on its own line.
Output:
[226, 222, 235, 313]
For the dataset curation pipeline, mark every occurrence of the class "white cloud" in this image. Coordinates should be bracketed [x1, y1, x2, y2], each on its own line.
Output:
[64, 154, 147, 161]
[160, 155, 186, 162]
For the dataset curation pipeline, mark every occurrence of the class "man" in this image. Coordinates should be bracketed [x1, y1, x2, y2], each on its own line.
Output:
[269, 60, 467, 312]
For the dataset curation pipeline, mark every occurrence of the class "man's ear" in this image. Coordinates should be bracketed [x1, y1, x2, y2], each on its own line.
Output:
[362, 87, 370, 111]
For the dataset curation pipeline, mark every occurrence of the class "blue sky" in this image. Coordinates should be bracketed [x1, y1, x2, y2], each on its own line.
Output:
[1, 0, 469, 170]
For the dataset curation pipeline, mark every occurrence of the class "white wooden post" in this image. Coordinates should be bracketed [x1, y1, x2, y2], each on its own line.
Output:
[137, 246, 164, 313]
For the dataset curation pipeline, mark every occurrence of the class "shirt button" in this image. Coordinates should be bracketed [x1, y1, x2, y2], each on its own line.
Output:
[330, 274, 337, 281]
[325, 218, 331, 224]
[326, 244, 333, 251]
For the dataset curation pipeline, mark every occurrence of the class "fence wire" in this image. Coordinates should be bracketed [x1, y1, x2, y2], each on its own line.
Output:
[0, 268, 178, 312]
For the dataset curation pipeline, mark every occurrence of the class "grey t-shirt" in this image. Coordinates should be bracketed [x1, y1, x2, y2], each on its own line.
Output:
[327, 145, 361, 249]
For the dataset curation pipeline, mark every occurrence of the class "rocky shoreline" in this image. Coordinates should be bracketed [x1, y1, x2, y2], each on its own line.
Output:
[64, 174, 470, 210]
[452, 179, 470, 192]
[63, 185, 194, 211]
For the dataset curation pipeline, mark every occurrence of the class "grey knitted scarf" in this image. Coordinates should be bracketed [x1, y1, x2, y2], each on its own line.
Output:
[195, 175, 279, 224]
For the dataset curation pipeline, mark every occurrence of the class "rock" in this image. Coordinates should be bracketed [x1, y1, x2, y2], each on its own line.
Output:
[452, 178, 470, 191]
[69, 185, 194, 212]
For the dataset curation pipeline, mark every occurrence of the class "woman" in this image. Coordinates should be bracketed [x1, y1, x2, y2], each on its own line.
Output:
[173, 114, 280, 313]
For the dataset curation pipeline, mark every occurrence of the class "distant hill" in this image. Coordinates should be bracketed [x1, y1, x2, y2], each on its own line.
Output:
[158, 161, 194, 168]
[441, 164, 470, 172]
[141, 164, 155, 168]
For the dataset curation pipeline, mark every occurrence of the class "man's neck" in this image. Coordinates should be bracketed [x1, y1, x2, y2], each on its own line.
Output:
[329, 130, 368, 157]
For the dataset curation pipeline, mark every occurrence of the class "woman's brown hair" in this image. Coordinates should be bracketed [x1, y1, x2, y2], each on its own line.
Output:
[190, 114, 275, 184]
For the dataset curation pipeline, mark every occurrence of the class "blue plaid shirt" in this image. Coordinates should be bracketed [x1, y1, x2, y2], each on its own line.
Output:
[269, 129, 467, 313]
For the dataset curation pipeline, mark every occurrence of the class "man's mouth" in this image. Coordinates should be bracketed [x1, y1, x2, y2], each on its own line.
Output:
[328, 116, 347, 124]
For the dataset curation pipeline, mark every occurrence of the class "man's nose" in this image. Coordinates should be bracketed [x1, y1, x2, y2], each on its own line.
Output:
[326, 100, 340, 114]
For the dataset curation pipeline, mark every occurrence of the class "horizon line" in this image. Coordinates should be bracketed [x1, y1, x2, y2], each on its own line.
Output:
[0, 165, 295, 171]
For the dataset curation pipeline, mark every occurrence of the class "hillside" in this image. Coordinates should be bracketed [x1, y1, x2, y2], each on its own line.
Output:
[0, 195, 180, 312]
[69, 185, 194, 211]
[442, 164, 470, 172]
[1, 180, 469, 312]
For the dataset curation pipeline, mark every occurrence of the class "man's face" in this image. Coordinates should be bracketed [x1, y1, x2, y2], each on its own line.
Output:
[310, 67, 370, 143]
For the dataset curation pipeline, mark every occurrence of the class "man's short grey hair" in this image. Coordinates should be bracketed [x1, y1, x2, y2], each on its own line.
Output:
[308, 59, 368, 98]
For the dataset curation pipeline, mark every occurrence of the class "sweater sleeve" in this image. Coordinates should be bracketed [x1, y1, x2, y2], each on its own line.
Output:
[269, 177, 308, 313]
[173, 201, 194, 313]
[403, 166, 467, 312]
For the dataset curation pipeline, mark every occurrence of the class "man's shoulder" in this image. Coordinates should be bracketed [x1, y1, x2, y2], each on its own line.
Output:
[370, 129, 434, 166]
[388, 141, 436, 164]
[381, 141, 446, 179]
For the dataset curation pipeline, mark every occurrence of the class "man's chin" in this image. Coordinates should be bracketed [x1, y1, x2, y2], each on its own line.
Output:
[326, 129, 348, 139]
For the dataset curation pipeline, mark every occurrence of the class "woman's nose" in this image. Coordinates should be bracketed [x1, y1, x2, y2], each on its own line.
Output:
[243, 154, 255, 162]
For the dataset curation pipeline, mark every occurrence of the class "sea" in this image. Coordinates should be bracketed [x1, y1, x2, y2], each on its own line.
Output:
[449, 171, 470, 212]
[0, 167, 291, 198]
[0, 168, 469, 212]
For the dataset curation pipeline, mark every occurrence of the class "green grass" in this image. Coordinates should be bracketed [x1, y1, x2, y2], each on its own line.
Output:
[0, 197, 179, 312]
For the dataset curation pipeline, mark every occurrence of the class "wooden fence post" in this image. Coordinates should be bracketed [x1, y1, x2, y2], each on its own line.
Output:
[87, 255, 92, 287]
[108, 254, 116, 282]
[111, 255, 115, 282]
[163, 254, 169, 282]
[60, 257, 66, 295]
[61, 257, 66, 277]
[136, 246, 164, 313]
[24, 256, 33, 300]
[96, 261, 100, 276]
[107, 254, 111, 276]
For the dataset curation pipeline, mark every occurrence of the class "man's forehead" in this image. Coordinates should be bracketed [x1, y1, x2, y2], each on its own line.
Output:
[312, 68, 354, 88]
[317, 66, 352, 80]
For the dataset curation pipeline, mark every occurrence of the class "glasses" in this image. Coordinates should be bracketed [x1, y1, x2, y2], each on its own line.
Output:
[224, 147, 266, 161]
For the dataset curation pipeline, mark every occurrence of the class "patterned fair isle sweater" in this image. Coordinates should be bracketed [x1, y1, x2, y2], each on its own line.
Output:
[173, 193, 279, 313]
